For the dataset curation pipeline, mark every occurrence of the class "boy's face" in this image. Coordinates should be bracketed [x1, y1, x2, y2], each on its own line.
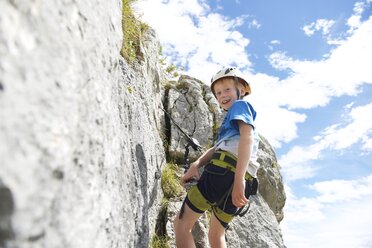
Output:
[213, 78, 239, 110]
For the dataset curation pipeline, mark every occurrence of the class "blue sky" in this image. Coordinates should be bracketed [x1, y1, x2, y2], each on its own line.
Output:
[136, 0, 372, 247]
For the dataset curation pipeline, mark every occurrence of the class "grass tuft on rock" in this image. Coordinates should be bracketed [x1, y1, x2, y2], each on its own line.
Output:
[161, 163, 183, 199]
[150, 235, 170, 248]
[121, 0, 148, 62]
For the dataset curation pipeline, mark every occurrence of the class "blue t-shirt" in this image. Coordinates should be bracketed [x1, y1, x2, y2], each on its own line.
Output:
[216, 100, 256, 144]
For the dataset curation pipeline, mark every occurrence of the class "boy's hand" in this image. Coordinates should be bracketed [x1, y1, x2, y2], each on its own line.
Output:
[232, 179, 248, 208]
[181, 162, 200, 186]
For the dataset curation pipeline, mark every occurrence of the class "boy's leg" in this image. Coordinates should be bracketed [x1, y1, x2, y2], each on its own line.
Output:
[208, 212, 227, 248]
[173, 203, 203, 248]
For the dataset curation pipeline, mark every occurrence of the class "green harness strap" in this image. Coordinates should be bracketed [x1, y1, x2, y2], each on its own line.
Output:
[188, 185, 235, 224]
[181, 150, 253, 222]
[210, 154, 253, 181]
[187, 185, 211, 211]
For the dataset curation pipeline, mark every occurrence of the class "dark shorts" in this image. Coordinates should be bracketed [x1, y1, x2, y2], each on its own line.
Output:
[184, 163, 257, 227]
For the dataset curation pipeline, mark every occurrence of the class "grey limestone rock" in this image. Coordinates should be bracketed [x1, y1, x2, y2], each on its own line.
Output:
[257, 135, 286, 222]
[166, 75, 224, 162]
[0, 0, 165, 247]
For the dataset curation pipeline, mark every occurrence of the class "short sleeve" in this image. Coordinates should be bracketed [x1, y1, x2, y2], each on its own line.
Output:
[229, 100, 256, 129]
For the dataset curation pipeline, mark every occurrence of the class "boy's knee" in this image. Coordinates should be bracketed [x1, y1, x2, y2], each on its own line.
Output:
[208, 222, 226, 246]
[208, 228, 225, 240]
[208, 232, 226, 248]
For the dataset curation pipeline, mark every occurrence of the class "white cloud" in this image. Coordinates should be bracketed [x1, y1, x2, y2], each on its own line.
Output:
[310, 174, 372, 203]
[268, 16, 372, 110]
[282, 175, 372, 248]
[319, 103, 372, 151]
[248, 19, 261, 29]
[136, 0, 252, 83]
[254, 14, 372, 149]
[255, 105, 306, 148]
[270, 40, 280, 45]
[362, 138, 372, 152]
[248, 73, 307, 148]
[347, 1, 366, 33]
[279, 145, 321, 180]
[268, 40, 280, 51]
[280, 102, 372, 181]
[303, 19, 335, 37]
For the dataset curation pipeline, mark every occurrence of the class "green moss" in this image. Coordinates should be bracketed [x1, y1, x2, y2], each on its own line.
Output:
[165, 64, 177, 74]
[163, 81, 173, 90]
[159, 57, 167, 66]
[271, 161, 278, 168]
[208, 104, 217, 114]
[159, 130, 169, 154]
[271, 161, 281, 169]
[155, 198, 169, 235]
[161, 163, 183, 199]
[121, 0, 148, 62]
[140, 22, 149, 33]
[212, 122, 220, 140]
[172, 71, 179, 78]
[175, 81, 189, 90]
[150, 235, 170, 248]
[127, 86, 133, 93]
[165, 63, 183, 78]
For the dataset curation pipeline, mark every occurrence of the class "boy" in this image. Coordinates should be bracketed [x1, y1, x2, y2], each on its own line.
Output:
[173, 67, 259, 248]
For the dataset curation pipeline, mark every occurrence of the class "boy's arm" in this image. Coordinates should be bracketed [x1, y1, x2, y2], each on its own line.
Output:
[191, 146, 216, 168]
[232, 120, 254, 208]
[181, 146, 215, 184]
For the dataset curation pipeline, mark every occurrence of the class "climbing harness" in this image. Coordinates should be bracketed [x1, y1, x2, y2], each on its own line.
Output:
[183, 149, 258, 223]
[208, 150, 256, 216]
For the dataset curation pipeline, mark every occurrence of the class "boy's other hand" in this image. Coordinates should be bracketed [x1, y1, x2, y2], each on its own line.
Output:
[232, 179, 248, 208]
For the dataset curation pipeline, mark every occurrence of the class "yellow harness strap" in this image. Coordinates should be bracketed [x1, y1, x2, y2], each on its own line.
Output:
[211, 150, 253, 181]
[187, 185, 210, 212]
[213, 206, 234, 224]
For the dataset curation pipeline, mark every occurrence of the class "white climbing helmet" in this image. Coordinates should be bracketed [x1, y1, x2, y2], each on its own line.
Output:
[210, 67, 251, 97]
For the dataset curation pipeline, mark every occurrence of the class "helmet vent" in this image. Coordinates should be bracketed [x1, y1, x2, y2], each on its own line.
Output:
[225, 68, 234, 74]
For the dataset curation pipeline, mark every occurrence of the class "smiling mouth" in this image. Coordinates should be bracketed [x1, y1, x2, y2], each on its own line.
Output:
[222, 99, 231, 104]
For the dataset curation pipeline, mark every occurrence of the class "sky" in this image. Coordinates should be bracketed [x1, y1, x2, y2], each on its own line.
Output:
[135, 0, 372, 247]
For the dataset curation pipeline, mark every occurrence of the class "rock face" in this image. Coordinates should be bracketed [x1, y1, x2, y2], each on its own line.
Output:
[256, 136, 286, 222]
[165, 75, 224, 162]
[0, 0, 286, 247]
[0, 1, 165, 247]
